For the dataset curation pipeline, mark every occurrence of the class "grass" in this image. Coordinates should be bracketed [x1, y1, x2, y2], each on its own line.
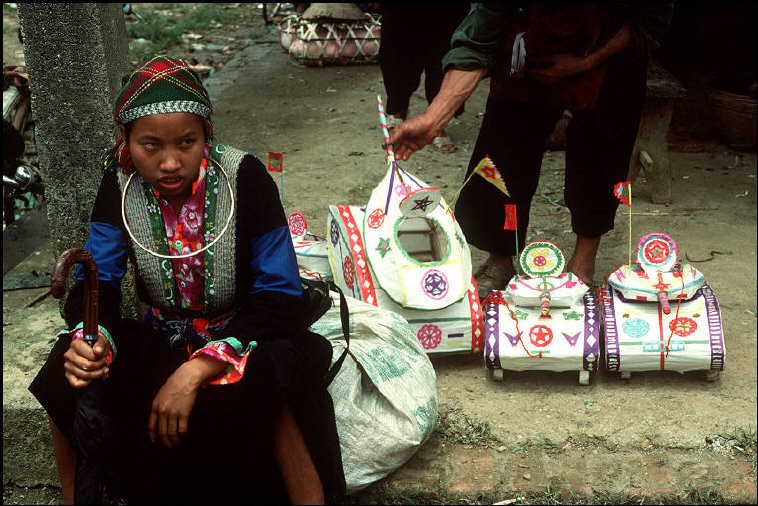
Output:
[719, 425, 757, 472]
[125, 3, 268, 61]
[351, 486, 737, 505]
[434, 403, 502, 448]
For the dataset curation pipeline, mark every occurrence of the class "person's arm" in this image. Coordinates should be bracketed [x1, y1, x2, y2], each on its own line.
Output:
[64, 167, 128, 333]
[148, 353, 226, 448]
[526, 23, 633, 84]
[390, 3, 513, 160]
[210, 154, 304, 345]
[186, 155, 304, 382]
[526, 2, 674, 85]
[391, 68, 487, 161]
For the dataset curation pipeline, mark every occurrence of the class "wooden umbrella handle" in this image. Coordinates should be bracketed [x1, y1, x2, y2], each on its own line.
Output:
[51, 248, 99, 345]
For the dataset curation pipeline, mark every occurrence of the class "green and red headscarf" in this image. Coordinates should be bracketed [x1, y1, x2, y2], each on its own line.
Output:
[105, 55, 214, 175]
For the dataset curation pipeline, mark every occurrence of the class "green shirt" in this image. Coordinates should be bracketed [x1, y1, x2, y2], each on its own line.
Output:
[442, 3, 674, 74]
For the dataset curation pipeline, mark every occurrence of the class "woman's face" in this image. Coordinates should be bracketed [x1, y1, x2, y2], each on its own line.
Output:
[122, 112, 206, 202]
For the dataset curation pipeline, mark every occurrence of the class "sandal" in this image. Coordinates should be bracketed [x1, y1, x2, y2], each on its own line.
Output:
[432, 134, 456, 154]
[386, 115, 404, 131]
[474, 261, 516, 300]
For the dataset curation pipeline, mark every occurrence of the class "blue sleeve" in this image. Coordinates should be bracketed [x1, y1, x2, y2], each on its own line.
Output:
[210, 153, 306, 347]
[75, 221, 128, 290]
[64, 168, 128, 332]
[248, 225, 303, 298]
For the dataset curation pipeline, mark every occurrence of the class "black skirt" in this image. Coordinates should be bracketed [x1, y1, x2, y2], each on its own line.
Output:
[29, 318, 345, 505]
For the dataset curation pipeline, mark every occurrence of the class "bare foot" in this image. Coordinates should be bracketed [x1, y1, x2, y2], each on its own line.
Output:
[567, 235, 600, 285]
[566, 259, 594, 285]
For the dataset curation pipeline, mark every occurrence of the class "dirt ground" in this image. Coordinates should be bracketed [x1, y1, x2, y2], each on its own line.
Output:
[3, 4, 757, 504]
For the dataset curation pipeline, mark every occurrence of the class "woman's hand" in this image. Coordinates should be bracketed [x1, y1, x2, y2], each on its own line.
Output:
[526, 53, 592, 84]
[148, 355, 227, 448]
[63, 333, 111, 389]
[527, 23, 633, 85]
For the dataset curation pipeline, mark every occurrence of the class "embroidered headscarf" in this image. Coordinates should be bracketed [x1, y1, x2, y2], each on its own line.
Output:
[104, 55, 214, 175]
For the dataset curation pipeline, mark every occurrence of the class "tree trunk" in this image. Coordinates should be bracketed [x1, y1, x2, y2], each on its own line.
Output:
[17, 3, 139, 317]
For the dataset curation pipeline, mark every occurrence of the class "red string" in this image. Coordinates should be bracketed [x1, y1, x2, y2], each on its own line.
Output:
[483, 291, 542, 358]
[664, 265, 687, 357]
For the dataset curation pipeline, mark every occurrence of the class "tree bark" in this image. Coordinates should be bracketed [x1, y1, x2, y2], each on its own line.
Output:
[17, 3, 139, 317]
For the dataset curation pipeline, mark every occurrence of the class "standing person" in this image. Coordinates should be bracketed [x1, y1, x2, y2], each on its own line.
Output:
[29, 55, 344, 505]
[389, 3, 673, 298]
[378, 2, 471, 153]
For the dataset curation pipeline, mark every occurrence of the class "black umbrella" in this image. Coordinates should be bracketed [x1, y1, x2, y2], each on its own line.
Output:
[52, 248, 115, 505]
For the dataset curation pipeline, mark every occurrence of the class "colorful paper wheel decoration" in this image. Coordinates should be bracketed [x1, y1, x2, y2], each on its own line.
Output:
[519, 241, 565, 278]
[421, 269, 449, 300]
[288, 210, 307, 238]
[669, 316, 697, 337]
[529, 324, 553, 347]
[399, 187, 441, 217]
[367, 208, 385, 229]
[637, 232, 677, 274]
[417, 323, 443, 350]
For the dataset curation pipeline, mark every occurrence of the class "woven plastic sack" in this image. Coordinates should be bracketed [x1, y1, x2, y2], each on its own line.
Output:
[288, 14, 381, 66]
[311, 292, 438, 494]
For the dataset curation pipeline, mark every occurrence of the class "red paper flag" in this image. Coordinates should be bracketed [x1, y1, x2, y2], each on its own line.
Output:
[504, 204, 518, 230]
[613, 181, 631, 206]
[268, 152, 283, 173]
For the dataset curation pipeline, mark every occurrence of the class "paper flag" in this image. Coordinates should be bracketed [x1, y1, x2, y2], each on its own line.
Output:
[268, 152, 283, 173]
[504, 204, 518, 230]
[474, 156, 510, 197]
[613, 181, 631, 206]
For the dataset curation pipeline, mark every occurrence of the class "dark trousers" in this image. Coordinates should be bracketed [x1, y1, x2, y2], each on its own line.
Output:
[455, 46, 648, 256]
[379, 3, 470, 116]
[29, 320, 345, 504]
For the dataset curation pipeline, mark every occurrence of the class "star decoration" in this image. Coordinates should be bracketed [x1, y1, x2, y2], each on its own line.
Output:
[411, 196, 434, 212]
[513, 310, 529, 320]
[376, 238, 391, 258]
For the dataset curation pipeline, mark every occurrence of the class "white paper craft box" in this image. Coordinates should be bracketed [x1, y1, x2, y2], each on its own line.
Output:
[599, 233, 725, 381]
[288, 210, 333, 282]
[600, 278, 725, 380]
[325, 162, 484, 354]
[482, 241, 599, 385]
[327, 205, 483, 353]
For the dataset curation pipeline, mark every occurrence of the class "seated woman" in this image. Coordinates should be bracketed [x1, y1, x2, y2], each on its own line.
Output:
[29, 55, 344, 505]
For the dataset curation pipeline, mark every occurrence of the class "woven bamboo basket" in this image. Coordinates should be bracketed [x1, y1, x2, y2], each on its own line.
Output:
[706, 78, 757, 152]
